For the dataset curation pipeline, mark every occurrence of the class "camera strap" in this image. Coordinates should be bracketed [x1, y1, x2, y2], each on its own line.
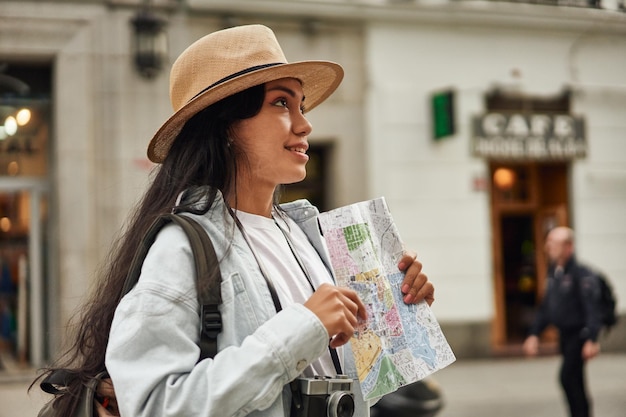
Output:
[275, 218, 344, 375]
[230, 208, 285, 314]
[231, 208, 344, 376]
[273, 216, 344, 375]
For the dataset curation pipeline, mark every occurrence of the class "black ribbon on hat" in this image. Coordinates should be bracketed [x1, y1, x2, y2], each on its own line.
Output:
[189, 62, 283, 102]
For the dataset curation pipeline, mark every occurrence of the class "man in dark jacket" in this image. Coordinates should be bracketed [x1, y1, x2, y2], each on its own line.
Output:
[523, 227, 602, 417]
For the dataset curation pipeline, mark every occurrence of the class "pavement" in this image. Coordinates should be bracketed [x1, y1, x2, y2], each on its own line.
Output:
[433, 352, 626, 417]
[0, 352, 625, 417]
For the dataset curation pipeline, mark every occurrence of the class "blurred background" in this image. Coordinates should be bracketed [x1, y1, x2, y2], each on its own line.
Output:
[0, 0, 624, 415]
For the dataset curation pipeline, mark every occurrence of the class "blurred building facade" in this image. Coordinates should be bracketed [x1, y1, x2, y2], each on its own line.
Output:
[0, 0, 624, 369]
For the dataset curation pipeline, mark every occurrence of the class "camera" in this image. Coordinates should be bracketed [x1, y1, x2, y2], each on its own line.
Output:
[291, 375, 355, 417]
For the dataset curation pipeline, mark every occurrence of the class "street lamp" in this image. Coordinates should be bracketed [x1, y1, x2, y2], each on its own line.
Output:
[130, 7, 168, 79]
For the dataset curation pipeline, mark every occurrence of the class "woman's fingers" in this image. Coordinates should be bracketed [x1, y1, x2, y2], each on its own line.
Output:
[95, 379, 119, 416]
[416, 280, 435, 306]
[95, 401, 117, 417]
[338, 286, 367, 322]
[96, 378, 115, 398]
[398, 250, 434, 305]
[304, 284, 367, 347]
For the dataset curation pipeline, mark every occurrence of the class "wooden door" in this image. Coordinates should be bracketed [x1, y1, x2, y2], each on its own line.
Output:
[490, 162, 569, 353]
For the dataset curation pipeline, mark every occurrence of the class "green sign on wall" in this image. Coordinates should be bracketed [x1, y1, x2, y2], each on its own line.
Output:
[431, 90, 455, 140]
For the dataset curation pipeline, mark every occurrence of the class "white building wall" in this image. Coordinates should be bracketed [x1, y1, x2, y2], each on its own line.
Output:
[365, 22, 493, 322]
[365, 17, 626, 328]
[573, 95, 626, 294]
[566, 28, 626, 294]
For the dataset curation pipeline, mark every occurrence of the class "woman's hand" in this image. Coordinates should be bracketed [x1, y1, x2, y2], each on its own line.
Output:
[398, 250, 434, 306]
[95, 378, 119, 417]
[304, 283, 367, 349]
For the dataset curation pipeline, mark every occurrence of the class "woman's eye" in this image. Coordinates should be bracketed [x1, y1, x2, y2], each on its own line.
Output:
[271, 98, 305, 113]
[273, 98, 288, 108]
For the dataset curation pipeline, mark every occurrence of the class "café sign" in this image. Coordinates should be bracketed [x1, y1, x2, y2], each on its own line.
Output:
[471, 113, 587, 160]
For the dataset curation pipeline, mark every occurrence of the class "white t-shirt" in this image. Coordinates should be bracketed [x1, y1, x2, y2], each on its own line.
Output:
[235, 210, 340, 377]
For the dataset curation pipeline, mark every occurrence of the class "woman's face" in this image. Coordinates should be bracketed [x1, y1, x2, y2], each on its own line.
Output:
[232, 78, 313, 189]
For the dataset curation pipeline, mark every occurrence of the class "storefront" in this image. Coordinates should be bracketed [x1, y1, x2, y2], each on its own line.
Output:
[365, 12, 626, 357]
[472, 91, 585, 352]
[0, 63, 52, 368]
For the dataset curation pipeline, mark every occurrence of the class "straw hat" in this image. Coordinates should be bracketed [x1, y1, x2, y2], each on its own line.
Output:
[147, 24, 344, 163]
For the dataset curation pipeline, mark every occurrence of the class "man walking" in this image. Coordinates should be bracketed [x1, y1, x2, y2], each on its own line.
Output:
[523, 226, 602, 417]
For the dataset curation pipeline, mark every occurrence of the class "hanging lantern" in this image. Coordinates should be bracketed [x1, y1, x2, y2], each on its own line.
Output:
[131, 9, 168, 79]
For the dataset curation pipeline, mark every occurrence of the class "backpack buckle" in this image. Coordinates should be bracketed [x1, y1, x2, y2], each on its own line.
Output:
[201, 304, 222, 339]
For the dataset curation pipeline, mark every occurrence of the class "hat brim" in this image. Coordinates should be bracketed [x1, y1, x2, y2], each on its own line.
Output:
[147, 60, 344, 163]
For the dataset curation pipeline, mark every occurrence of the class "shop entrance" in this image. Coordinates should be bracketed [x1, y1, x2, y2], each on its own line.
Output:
[490, 162, 569, 353]
[0, 182, 49, 368]
[0, 62, 51, 368]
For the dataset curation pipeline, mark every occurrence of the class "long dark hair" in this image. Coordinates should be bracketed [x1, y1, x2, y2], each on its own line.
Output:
[32, 84, 266, 415]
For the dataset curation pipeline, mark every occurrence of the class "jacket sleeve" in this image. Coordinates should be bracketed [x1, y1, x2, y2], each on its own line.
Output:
[105, 223, 329, 417]
[528, 281, 551, 337]
[578, 271, 603, 342]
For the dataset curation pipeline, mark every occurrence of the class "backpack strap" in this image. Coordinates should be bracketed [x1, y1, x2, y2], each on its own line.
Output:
[169, 214, 223, 361]
[122, 213, 222, 360]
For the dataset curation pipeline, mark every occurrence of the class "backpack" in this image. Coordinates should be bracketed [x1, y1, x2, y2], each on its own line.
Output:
[596, 272, 618, 331]
[38, 213, 223, 417]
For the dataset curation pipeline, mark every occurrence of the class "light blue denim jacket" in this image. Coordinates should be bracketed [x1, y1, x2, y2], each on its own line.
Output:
[106, 192, 369, 417]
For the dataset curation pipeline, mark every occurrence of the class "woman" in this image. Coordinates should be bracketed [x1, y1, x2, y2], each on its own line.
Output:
[43, 24, 434, 417]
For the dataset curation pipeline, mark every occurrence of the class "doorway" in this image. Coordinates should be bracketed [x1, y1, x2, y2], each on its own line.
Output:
[0, 183, 49, 368]
[490, 162, 569, 353]
[500, 213, 536, 342]
[280, 143, 333, 212]
[0, 62, 52, 368]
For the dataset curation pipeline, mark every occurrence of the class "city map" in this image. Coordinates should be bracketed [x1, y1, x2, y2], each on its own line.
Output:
[318, 197, 456, 400]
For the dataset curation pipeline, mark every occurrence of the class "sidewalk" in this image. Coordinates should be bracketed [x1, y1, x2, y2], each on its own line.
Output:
[1, 352, 625, 417]
[433, 352, 626, 417]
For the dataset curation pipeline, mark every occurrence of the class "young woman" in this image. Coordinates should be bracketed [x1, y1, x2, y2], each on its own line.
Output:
[40, 24, 434, 417]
